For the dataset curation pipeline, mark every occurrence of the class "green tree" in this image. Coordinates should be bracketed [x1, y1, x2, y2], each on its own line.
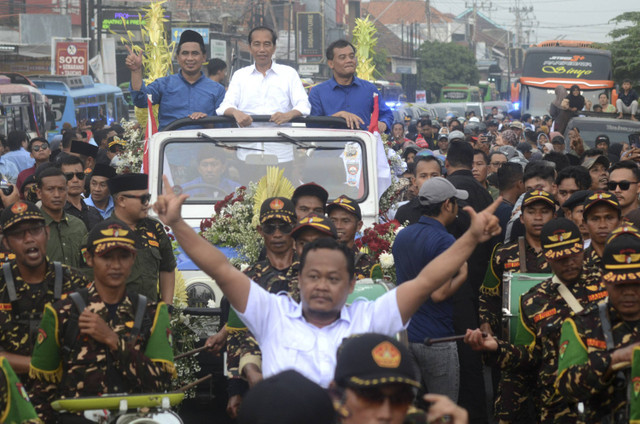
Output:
[605, 12, 640, 83]
[416, 41, 479, 101]
[372, 47, 389, 80]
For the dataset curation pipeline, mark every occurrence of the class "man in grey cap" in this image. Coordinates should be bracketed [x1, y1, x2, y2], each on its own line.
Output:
[393, 177, 469, 404]
[581, 150, 609, 191]
[448, 130, 465, 143]
[436, 132, 449, 156]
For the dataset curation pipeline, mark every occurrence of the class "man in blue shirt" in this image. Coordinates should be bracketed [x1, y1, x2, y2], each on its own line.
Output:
[126, 30, 225, 130]
[393, 176, 469, 403]
[309, 40, 393, 132]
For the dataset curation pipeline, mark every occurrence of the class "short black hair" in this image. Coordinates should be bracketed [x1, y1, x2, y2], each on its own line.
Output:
[59, 154, 85, 169]
[623, 79, 632, 84]
[523, 161, 555, 184]
[36, 166, 65, 186]
[489, 151, 508, 162]
[583, 148, 605, 159]
[555, 165, 591, 189]
[248, 26, 277, 45]
[473, 149, 489, 164]
[497, 162, 524, 191]
[446, 141, 473, 169]
[7, 130, 27, 151]
[420, 199, 453, 217]
[609, 160, 640, 181]
[326, 39, 356, 61]
[593, 105, 603, 112]
[413, 155, 441, 176]
[543, 152, 570, 172]
[93, 129, 109, 145]
[300, 237, 355, 280]
[419, 118, 432, 128]
[27, 137, 49, 151]
[207, 58, 227, 75]
[62, 131, 78, 149]
[392, 122, 405, 130]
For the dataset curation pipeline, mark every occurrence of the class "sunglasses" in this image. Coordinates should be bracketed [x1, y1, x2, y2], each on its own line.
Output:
[5, 224, 46, 239]
[64, 172, 85, 181]
[350, 386, 415, 406]
[607, 181, 637, 191]
[262, 221, 293, 235]
[31, 144, 49, 152]
[121, 193, 152, 205]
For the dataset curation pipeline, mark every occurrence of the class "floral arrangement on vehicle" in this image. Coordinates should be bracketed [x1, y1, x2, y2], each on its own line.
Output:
[355, 220, 403, 284]
[115, 119, 145, 173]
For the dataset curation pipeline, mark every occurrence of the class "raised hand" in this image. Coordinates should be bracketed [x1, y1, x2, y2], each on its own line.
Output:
[125, 45, 142, 72]
[153, 175, 189, 227]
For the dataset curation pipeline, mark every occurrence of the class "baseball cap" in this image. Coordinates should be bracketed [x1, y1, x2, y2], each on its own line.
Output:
[327, 195, 362, 220]
[334, 333, 420, 389]
[292, 182, 329, 205]
[259, 197, 295, 224]
[509, 121, 524, 130]
[0, 201, 44, 233]
[238, 370, 335, 424]
[448, 130, 465, 142]
[561, 190, 593, 211]
[581, 155, 610, 171]
[516, 142, 532, 154]
[551, 136, 565, 146]
[86, 220, 138, 256]
[438, 132, 449, 140]
[602, 225, 640, 284]
[418, 177, 468, 206]
[522, 190, 556, 210]
[290, 213, 338, 239]
[582, 191, 620, 218]
[595, 134, 610, 146]
[107, 136, 126, 151]
[540, 218, 583, 260]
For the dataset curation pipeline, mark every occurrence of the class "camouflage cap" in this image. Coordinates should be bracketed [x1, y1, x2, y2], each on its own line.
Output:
[259, 197, 295, 224]
[0, 201, 45, 233]
[540, 218, 583, 260]
[86, 220, 137, 256]
[603, 225, 640, 284]
[290, 213, 338, 240]
[582, 191, 620, 218]
[327, 195, 362, 220]
[334, 333, 420, 389]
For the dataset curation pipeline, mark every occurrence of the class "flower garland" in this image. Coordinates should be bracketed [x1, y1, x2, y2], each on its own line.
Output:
[355, 220, 403, 283]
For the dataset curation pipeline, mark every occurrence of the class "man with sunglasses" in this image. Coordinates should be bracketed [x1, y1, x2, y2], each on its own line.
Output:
[608, 160, 640, 217]
[0, 200, 88, 381]
[105, 173, 175, 303]
[220, 197, 300, 418]
[37, 167, 87, 269]
[60, 155, 103, 231]
[16, 137, 49, 194]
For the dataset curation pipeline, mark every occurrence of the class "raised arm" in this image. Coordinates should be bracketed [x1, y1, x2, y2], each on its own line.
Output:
[396, 197, 502, 324]
[153, 176, 251, 312]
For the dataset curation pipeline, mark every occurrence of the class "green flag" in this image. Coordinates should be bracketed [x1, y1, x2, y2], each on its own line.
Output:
[29, 304, 62, 383]
[145, 302, 176, 377]
[630, 346, 640, 423]
[556, 319, 588, 381]
[1, 357, 41, 424]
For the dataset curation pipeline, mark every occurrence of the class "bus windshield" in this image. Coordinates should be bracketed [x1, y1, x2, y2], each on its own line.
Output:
[0, 83, 47, 139]
[521, 86, 604, 118]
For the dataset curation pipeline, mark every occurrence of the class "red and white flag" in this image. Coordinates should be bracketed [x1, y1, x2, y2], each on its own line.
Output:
[143, 94, 157, 174]
[367, 93, 392, 199]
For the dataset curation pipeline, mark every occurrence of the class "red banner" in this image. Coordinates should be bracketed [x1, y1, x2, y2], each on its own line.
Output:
[55, 41, 88, 76]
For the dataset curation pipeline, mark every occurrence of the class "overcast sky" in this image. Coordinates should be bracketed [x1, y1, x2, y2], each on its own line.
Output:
[428, 0, 635, 44]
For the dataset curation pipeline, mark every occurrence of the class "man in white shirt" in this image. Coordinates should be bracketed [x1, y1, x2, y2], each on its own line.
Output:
[216, 26, 310, 127]
[154, 175, 501, 387]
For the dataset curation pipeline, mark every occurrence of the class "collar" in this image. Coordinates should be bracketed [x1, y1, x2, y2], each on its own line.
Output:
[418, 215, 445, 228]
[250, 61, 277, 75]
[41, 208, 68, 225]
[177, 70, 205, 85]
[448, 169, 474, 177]
[329, 75, 361, 89]
[285, 301, 352, 325]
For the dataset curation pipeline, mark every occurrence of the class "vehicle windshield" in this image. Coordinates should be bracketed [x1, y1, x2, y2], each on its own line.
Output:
[522, 86, 603, 117]
[160, 138, 367, 203]
[566, 120, 640, 147]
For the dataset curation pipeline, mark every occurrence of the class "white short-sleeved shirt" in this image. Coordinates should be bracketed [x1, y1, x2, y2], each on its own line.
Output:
[216, 62, 311, 117]
[235, 280, 407, 388]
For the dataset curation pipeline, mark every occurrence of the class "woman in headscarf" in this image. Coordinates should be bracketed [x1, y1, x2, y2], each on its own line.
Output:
[566, 84, 585, 112]
[550, 85, 570, 134]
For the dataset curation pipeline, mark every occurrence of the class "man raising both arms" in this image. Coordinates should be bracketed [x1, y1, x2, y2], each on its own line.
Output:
[216, 26, 310, 127]
[155, 175, 501, 387]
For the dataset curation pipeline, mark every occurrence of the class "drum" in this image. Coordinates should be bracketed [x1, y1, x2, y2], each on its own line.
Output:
[501, 272, 551, 342]
[347, 279, 392, 304]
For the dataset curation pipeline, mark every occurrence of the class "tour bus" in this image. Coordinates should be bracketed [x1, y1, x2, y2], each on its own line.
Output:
[29, 75, 128, 138]
[374, 80, 405, 106]
[440, 84, 482, 103]
[0, 73, 49, 139]
[518, 41, 615, 117]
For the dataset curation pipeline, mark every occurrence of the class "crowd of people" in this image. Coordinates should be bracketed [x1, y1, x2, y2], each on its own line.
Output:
[1, 24, 640, 424]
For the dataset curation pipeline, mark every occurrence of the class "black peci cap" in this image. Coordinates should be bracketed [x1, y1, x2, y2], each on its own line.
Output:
[107, 173, 148, 195]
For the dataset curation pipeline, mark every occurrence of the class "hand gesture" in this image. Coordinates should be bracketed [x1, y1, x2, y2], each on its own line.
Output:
[424, 393, 469, 424]
[79, 309, 119, 350]
[153, 175, 189, 227]
[464, 197, 502, 243]
[333, 111, 364, 130]
[0, 184, 19, 207]
[125, 45, 143, 72]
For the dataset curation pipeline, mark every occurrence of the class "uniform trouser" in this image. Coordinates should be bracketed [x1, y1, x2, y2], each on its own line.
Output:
[410, 341, 459, 402]
[616, 99, 638, 115]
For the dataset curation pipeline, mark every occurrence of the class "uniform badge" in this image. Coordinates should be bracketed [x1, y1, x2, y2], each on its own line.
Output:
[270, 199, 284, 210]
[371, 341, 401, 368]
[37, 328, 47, 344]
[548, 231, 572, 242]
[634, 377, 640, 398]
[11, 202, 27, 214]
[559, 340, 569, 359]
[613, 251, 640, 264]
[16, 382, 30, 402]
[166, 328, 173, 347]
[125, 321, 134, 328]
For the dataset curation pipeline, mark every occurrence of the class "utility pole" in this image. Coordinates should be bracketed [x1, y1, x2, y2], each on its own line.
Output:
[509, 0, 534, 48]
[425, 0, 431, 41]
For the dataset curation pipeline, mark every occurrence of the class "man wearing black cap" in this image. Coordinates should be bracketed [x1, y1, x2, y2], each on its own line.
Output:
[36, 167, 87, 269]
[0, 200, 88, 378]
[328, 195, 374, 279]
[292, 182, 328, 221]
[60, 155, 103, 231]
[221, 197, 300, 415]
[69, 140, 98, 173]
[106, 173, 175, 303]
[85, 163, 117, 220]
[29, 220, 175, 421]
[127, 29, 225, 130]
[582, 191, 622, 271]
[556, 225, 640, 423]
[156, 175, 501, 388]
[466, 218, 608, 423]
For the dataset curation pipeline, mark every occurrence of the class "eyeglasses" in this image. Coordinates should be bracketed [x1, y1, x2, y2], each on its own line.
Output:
[262, 221, 293, 235]
[350, 386, 415, 406]
[121, 193, 152, 205]
[5, 224, 46, 239]
[607, 180, 637, 191]
[31, 144, 49, 152]
[64, 172, 85, 181]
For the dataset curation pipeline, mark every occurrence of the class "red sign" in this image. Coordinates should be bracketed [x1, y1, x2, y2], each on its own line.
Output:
[55, 41, 88, 76]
